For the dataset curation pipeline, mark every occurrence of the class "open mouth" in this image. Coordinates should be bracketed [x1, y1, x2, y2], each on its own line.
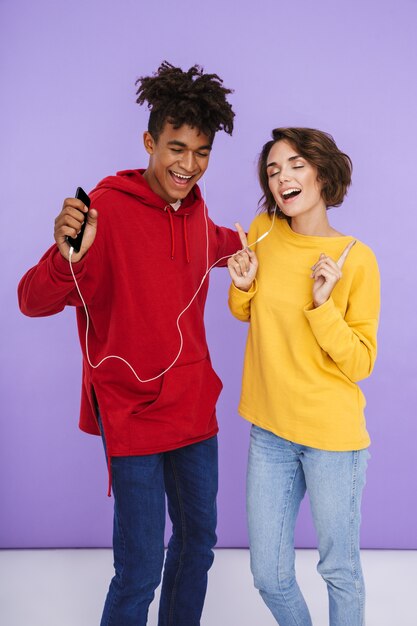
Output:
[169, 170, 194, 186]
[281, 188, 301, 201]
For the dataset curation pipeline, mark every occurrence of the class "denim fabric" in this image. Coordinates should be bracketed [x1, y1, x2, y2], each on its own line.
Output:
[99, 427, 218, 626]
[247, 425, 369, 626]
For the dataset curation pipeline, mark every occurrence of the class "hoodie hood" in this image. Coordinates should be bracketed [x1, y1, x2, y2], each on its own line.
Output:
[91, 169, 203, 263]
[91, 168, 202, 214]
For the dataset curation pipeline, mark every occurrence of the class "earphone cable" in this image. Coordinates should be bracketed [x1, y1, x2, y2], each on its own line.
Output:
[68, 191, 276, 383]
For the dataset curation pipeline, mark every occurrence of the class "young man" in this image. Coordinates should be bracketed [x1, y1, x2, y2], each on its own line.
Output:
[18, 62, 242, 626]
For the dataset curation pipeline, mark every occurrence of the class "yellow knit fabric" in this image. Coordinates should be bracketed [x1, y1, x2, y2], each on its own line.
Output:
[228, 213, 380, 451]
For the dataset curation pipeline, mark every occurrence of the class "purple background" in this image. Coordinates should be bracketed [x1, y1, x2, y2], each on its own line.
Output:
[1, 0, 416, 549]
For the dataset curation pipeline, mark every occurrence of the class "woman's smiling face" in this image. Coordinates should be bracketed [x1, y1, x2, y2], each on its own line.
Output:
[266, 140, 326, 219]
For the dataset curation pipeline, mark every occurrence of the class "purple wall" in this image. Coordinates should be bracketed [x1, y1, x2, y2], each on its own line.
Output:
[1, 0, 416, 549]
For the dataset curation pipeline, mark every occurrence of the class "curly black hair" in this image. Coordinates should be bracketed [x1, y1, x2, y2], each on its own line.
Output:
[135, 61, 235, 142]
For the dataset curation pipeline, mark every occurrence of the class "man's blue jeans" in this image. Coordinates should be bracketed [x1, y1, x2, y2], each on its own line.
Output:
[99, 432, 218, 626]
[247, 425, 369, 626]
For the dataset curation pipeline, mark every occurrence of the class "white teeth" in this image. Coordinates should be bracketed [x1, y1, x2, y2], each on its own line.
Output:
[172, 172, 192, 180]
[282, 188, 301, 198]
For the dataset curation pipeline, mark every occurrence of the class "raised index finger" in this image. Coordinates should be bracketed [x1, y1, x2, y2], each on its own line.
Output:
[235, 222, 248, 249]
[337, 240, 356, 268]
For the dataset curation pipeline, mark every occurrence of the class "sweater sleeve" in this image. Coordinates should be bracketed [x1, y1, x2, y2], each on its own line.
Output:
[303, 247, 380, 382]
[228, 280, 258, 322]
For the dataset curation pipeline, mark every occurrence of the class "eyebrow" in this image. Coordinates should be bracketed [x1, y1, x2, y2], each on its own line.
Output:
[167, 140, 212, 151]
[266, 154, 303, 168]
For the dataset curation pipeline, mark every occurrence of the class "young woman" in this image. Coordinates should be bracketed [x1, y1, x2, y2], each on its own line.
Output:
[228, 128, 380, 626]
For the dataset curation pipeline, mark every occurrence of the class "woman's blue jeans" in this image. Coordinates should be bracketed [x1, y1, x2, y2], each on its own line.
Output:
[247, 425, 369, 626]
[99, 430, 218, 626]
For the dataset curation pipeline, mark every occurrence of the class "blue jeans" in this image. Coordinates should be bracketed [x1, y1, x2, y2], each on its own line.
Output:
[99, 430, 218, 626]
[247, 425, 369, 626]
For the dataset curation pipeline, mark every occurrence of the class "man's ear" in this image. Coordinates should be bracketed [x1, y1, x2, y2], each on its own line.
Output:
[143, 131, 156, 156]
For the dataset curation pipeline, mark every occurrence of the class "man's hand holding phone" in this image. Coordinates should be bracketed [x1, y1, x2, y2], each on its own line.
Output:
[54, 187, 98, 262]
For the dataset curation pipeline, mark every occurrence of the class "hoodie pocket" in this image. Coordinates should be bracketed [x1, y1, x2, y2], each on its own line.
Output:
[129, 357, 223, 450]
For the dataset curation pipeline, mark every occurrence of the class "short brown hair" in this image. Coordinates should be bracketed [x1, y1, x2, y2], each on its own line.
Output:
[258, 128, 352, 216]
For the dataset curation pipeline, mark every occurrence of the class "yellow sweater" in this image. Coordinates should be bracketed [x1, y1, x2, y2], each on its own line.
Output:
[228, 214, 380, 451]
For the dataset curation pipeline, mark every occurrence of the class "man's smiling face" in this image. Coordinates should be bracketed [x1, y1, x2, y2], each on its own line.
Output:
[143, 123, 212, 203]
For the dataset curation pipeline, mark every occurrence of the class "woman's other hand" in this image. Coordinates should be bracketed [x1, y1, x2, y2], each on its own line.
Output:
[311, 240, 356, 307]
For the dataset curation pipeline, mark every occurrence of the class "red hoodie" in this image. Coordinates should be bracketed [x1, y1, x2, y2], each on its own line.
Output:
[18, 170, 241, 458]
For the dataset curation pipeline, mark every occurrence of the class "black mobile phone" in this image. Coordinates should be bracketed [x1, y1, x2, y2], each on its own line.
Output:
[67, 187, 91, 252]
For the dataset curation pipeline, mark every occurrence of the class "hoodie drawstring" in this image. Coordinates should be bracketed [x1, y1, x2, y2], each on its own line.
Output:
[165, 206, 190, 263]
[183, 214, 190, 263]
[166, 206, 176, 260]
